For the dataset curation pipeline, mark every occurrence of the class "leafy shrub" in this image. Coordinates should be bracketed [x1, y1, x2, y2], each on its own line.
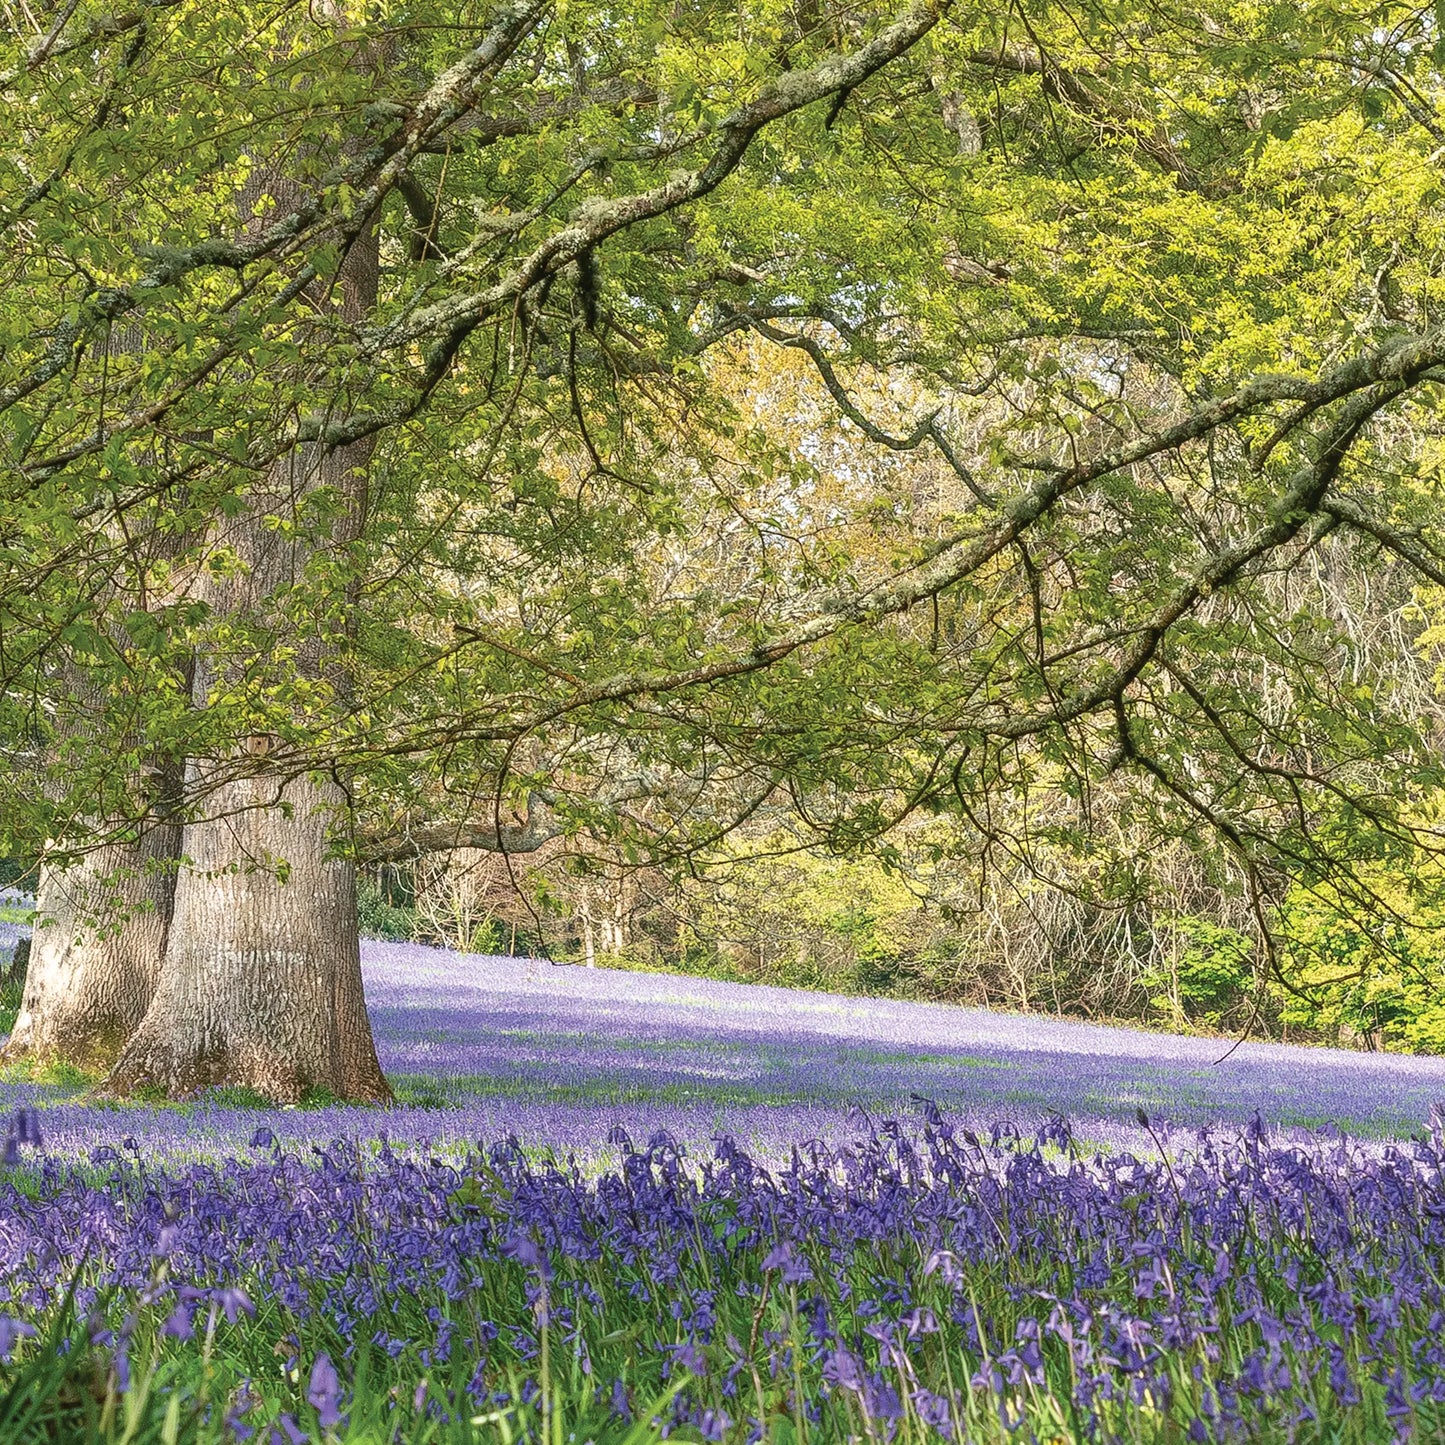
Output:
[355, 876, 420, 942]
[1275, 803, 1445, 1051]
[1141, 916, 1256, 1029]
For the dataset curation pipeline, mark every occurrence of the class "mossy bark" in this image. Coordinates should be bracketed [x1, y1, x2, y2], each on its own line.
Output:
[3, 827, 178, 1070]
[104, 771, 389, 1102]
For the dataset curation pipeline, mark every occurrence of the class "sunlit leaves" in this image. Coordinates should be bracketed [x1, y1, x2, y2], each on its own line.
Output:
[3, 0, 1445, 978]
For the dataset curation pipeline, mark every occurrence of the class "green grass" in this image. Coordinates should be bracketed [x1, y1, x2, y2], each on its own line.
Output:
[1272, 1108, 1414, 1139]
[0, 1057, 97, 1091]
[0, 1304, 694, 1445]
[838, 1047, 1008, 1069]
[388, 1072, 815, 1110]
[0, 1067, 348, 1116]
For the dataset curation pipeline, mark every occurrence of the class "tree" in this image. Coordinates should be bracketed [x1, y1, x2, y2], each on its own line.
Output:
[1, 0, 954, 1093]
[4, 329, 188, 1070]
[5, 822, 178, 1069]
[105, 172, 391, 1101]
[4, 0, 1445, 1094]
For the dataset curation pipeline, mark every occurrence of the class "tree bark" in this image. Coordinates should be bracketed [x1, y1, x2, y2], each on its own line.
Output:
[2, 826, 177, 1069]
[104, 770, 388, 1100]
[105, 122, 391, 1102]
[4, 315, 188, 1071]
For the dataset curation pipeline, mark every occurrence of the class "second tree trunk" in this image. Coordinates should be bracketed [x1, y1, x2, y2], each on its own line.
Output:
[105, 771, 391, 1102]
[4, 826, 178, 1070]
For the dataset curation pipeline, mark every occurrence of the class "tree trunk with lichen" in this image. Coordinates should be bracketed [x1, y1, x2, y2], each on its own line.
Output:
[103, 769, 388, 1101]
[2, 826, 178, 1070]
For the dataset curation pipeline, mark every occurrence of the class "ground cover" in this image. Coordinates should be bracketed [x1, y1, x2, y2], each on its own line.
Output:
[0, 936, 1444, 1441]
[5, 936, 1445, 1161]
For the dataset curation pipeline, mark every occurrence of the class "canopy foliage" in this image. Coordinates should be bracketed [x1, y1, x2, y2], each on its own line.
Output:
[4, 0, 1445, 985]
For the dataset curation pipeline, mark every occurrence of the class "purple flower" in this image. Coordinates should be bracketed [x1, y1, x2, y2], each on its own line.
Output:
[114, 1341, 132, 1394]
[1384, 1366, 1411, 1436]
[502, 1233, 553, 1281]
[662, 1340, 707, 1377]
[913, 1387, 955, 1438]
[213, 1287, 254, 1325]
[307, 1353, 343, 1430]
[695, 1408, 731, 1442]
[863, 1376, 904, 1422]
[224, 1383, 259, 1442]
[821, 1347, 866, 1393]
[760, 1241, 811, 1284]
[268, 1416, 307, 1445]
[924, 1249, 964, 1288]
[610, 1377, 632, 1422]
[0, 1317, 36, 1361]
[1038, 1113, 1073, 1152]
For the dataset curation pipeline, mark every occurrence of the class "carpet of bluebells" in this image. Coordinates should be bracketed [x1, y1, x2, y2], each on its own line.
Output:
[1, 923, 1445, 1441]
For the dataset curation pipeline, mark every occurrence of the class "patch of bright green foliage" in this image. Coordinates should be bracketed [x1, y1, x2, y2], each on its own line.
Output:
[0, 1058, 95, 1092]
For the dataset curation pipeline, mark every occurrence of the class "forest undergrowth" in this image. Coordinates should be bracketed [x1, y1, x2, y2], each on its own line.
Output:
[0, 944, 1444, 1442]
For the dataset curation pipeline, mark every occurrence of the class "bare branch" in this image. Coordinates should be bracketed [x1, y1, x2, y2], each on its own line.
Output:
[1318, 494, 1445, 588]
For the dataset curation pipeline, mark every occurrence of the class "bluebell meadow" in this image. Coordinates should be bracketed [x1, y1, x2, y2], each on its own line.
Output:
[0, 938, 1442, 1441]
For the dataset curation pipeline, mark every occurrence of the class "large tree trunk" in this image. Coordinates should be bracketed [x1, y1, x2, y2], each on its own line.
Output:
[105, 464, 392, 1104]
[2, 825, 178, 1069]
[105, 123, 391, 1102]
[105, 771, 387, 1100]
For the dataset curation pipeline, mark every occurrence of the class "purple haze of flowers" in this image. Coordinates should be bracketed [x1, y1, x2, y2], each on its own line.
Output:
[0, 935, 1443, 1433]
[6, 938, 1445, 1164]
